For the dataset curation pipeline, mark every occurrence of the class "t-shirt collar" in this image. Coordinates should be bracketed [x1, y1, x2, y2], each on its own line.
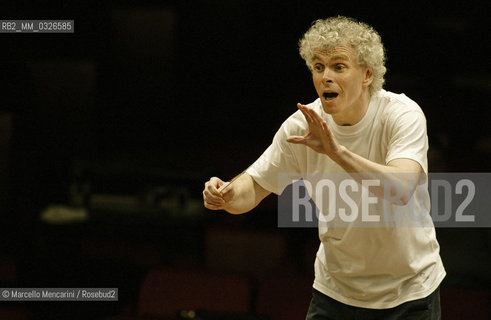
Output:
[318, 91, 381, 136]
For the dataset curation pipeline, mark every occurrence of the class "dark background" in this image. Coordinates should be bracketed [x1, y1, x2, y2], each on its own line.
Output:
[0, 0, 490, 319]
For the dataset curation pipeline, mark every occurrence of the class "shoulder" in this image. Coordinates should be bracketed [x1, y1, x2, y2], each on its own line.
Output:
[374, 90, 426, 126]
[375, 89, 424, 114]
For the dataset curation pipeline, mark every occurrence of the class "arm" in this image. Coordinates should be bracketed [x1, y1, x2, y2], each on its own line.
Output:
[286, 103, 422, 205]
[203, 173, 271, 214]
[332, 148, 422, 204]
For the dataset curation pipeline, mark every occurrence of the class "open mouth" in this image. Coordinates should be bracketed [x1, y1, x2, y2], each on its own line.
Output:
[323, 92, 339, 99]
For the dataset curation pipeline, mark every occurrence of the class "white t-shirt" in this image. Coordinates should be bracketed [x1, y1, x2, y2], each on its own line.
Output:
[246, 89, 446, 309]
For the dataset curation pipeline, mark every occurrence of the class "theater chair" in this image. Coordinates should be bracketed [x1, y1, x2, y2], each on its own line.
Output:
[106, 268, 254, 320]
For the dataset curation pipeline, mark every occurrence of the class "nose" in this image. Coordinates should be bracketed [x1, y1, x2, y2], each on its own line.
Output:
[322, 69, 333, 84]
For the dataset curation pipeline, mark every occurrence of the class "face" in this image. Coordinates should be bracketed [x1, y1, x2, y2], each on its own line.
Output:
[311, 44, 373, 125]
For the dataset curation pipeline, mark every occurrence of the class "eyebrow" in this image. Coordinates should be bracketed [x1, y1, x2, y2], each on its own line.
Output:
[311, 54, 323, 62]
[311, 53, 350, 63]
[331, 54, 350, 61]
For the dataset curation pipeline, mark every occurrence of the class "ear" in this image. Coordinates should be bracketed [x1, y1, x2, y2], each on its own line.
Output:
[362, 67, 374, 88]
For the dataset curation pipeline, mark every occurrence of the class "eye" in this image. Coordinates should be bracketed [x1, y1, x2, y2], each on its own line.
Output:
[313, 63, 324, 72]
[334, 63, 346, 71]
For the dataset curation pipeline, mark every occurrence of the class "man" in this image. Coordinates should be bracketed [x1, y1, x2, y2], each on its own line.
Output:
[203, 16, 445, 319]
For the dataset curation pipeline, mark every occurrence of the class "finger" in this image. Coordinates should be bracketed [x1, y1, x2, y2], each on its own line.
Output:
[298, 103, 313, 123]
[203, 199, 225, 208]
[204, 183, 223, 198]
[321, 120, 331, 135]
[203, 183, 226, 205]
[203, 197, 225, 209]
[299, 107, 313, 124]
[300, 105, 324, 130]
[206, 177, 225, 193]
[204, 200, 225, 210]
[203, 189, 225, 205]
[308, 106, 322, 121]
[304, 106, 323, 127]
[318, 118, 335, 140]
[286, 135, 307, 144]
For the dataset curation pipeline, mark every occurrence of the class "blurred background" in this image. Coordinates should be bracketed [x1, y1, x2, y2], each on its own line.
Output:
[0, 0, 490, 319]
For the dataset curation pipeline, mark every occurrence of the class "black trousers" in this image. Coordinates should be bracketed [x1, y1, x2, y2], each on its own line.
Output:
[306, 287, 441, 320]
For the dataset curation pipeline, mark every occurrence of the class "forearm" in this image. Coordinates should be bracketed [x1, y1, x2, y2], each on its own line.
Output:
[223, 173, 270, 214]
[331, 146, 422, 204]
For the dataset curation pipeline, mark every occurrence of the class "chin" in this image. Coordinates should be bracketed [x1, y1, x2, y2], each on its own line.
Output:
[321, 102, 339, 115]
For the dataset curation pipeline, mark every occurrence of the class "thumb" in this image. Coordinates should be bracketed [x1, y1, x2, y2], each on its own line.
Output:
[286, 136, 305, 144]
[209, 177, 226, 192]
[286, 132, 311, 144]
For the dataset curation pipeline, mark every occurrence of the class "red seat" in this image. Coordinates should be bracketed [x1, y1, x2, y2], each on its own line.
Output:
[0, 307, 29, 320]
[256, 276, 313, 320]
[0, 255, 17, 283]
[136, 268, 253, 318]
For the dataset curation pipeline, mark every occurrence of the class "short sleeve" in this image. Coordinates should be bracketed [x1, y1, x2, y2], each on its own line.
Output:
[246, 122, 303, 195]
[385, 110, 429, 173]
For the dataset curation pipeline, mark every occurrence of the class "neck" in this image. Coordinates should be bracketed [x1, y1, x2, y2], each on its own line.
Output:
[331, 90, 371, 126]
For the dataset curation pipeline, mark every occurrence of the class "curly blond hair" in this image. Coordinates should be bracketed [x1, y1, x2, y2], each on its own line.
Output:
[299, 16, 386, 94]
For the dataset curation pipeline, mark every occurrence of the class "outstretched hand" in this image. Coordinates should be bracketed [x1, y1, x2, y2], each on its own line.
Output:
[286, 103, 342, 158]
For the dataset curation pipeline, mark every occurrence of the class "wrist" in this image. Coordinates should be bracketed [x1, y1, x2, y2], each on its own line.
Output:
[328, 145, 347, 163]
